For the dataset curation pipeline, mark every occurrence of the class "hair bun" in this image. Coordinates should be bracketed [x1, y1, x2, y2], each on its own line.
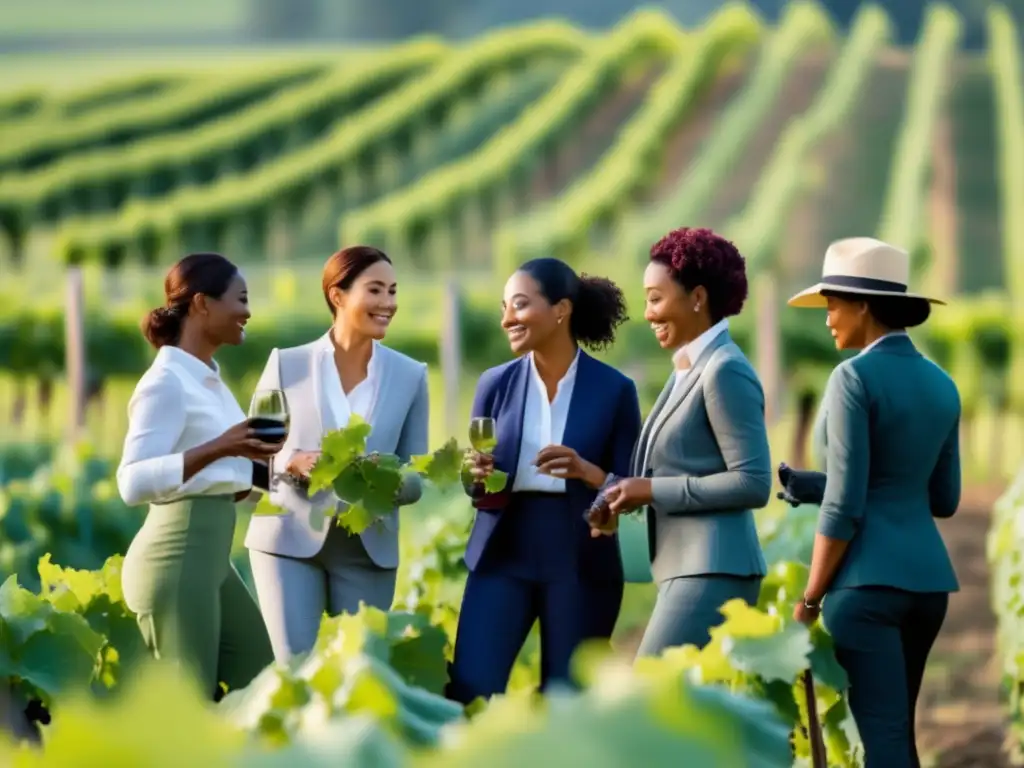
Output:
[142, 305, 184, 348]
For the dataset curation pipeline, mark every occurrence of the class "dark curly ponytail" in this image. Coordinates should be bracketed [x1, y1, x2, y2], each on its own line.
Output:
[517, 258, 629, 351]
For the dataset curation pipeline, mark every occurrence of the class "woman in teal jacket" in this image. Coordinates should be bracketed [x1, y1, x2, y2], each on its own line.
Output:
[785, 237, 960, 768]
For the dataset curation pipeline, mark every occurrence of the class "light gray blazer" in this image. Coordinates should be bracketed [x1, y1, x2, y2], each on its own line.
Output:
[244, 339, 429, 568]
[636, 331, 771, 583]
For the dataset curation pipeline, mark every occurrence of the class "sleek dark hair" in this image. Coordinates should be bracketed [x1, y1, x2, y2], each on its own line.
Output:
[517, 257, 628, 350]
[322, 245, 392, 316]
[142, 252, 239, 349]
[820, 289, 931, 330]
[649, 227, 748, 323]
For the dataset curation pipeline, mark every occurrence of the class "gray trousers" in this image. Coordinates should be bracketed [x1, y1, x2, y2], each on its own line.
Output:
[635, 574, 763, 658]
[248, 526, 397, 664]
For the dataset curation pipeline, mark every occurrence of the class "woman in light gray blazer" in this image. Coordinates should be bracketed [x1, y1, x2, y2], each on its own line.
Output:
[603, 227, 772, 657]
[247, 246, 429, 663]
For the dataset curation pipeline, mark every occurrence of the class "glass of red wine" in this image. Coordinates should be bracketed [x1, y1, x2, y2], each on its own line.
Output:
[248, 389, 290, 445]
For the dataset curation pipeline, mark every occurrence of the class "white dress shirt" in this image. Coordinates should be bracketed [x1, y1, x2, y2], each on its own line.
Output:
[512, 350, 580, 493]
[317, 334, 381, 428]
[116, 345, 252, 507]
[643, 318, 729, 472]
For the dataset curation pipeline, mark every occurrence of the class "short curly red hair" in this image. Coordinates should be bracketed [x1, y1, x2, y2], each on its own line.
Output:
[649, 227, 748, 322]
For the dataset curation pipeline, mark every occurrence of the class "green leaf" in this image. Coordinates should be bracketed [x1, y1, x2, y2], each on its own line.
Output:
[310, 416, 372, 493]
[483, 469, 509, 494]
[383, 613, 450, 695]
[334, 463, 370, 503]
[723, 621, 812, 684]
[0, 575, 51, 645]
[337, 502, 376, 535]
[251, 494, 287, 517]
[409, 439, 464, 486]
[807, 624, 848, 690]
[362, 457, 403, 499]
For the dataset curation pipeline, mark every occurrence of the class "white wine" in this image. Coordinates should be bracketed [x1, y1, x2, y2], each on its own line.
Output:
[470, 434, 497, 454]
[469, 418, 496, 454]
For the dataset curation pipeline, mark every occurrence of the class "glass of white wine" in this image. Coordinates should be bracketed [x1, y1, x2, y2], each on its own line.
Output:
[469, 417, 497, 455]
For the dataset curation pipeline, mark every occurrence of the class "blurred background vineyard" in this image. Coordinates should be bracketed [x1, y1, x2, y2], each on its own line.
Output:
[2, 0, 1024, 764]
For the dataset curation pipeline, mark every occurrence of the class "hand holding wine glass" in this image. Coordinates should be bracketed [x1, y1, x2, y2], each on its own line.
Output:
[212, 421, 281, 460]
[466, 417, 496, 482]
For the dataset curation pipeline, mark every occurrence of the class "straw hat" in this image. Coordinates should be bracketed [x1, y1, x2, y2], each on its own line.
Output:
[787, 237, 945, 309]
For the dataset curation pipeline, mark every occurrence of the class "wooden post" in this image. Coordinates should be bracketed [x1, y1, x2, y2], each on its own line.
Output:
[439, 278, 462, 441]
[755, 272, 781, 426]
[65, 267, 86, 442]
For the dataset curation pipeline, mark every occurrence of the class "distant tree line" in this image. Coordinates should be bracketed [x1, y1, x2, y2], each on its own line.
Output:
[249, 0, 1022, 49]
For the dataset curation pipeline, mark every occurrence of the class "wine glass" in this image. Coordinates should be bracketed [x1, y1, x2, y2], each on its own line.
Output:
[469, 417, 497, 455]
[249, 389, 290, 445]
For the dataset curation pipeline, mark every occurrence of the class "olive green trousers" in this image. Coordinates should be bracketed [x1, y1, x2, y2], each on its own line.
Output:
[121, 495, 273, 699]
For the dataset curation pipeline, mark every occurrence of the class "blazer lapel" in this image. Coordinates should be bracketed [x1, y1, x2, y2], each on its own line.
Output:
[632, 371, 676, 475]
[365, 346, 394, 454]
[493, 357, 529, 484]
[644, 331, 732, 465]
[311, 339, 331, 437]
[561, 351, 598, 458]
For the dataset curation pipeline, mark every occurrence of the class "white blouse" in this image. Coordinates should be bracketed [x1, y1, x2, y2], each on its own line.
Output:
[512, 350, 579, 493]
[116, 346, 252, 507]
[317, 334, 380, 428]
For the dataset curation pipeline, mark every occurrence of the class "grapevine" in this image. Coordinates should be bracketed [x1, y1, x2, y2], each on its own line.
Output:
[254, 416, 508, 534]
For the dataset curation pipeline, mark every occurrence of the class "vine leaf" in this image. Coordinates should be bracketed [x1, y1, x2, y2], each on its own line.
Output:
[310, 416, 372, 494]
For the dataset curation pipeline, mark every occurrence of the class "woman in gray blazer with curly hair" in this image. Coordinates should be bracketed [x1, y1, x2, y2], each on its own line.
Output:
[602, 227, 772, 657]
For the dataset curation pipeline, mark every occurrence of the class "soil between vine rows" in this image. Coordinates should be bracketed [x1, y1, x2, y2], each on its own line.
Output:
[918, 485, 1013, 767]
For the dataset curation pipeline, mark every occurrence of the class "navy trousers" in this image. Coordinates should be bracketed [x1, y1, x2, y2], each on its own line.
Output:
[447, 492, 623, 704]
[823, 586, 948, 768]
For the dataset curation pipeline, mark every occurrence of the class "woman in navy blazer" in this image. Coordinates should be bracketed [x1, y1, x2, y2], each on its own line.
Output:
[447, 258, 641, 704]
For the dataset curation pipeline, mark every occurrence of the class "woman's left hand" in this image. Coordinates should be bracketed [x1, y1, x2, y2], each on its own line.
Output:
[604, 477, 653, 515]
[534, 445, 605, 488]
[793, 599, 821, 625]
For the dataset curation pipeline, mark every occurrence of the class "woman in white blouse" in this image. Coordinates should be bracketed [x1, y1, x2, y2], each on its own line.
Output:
[117, 252, 277, 701]
[246, 246, 429, 663]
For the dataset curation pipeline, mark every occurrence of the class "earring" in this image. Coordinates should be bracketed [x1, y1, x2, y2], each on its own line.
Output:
[557, 317, 563, 324]
[694, 303, 700, 313]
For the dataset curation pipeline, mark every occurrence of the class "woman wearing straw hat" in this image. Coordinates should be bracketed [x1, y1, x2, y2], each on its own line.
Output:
[787, 237, 960, 767]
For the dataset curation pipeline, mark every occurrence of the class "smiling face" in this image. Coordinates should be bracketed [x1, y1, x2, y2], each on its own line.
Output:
[501, 271, 568, 355]
[199, 271, 250, 346]
[643, 261, 705, 350]
[329, 259, 398, 340]
[825, 294, 869, 350]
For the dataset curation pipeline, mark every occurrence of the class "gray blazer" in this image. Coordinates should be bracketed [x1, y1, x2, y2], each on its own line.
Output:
[244, 339, 429, 568]
[814, 333, 960, 593]
[636, 331, 771, 584]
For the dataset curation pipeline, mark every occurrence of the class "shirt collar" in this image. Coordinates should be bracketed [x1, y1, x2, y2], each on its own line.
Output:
[528, 348, 580, 391]
[157, 345, 222, 386]
[318, 331, 379, 374]
[672, 318, 729, 369]
[861, 330, 908, 355]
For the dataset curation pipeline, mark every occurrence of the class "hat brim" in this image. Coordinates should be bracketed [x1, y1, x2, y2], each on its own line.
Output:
[787, 281, 946, 309]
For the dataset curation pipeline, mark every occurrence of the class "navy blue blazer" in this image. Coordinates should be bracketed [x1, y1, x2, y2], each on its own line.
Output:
[463, 351, 642, 583]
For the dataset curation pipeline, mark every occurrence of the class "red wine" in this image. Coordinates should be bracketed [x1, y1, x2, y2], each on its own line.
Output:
[248, 417, 287, 444]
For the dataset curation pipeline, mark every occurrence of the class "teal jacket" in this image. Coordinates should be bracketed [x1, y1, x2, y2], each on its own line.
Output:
[815, 333, 960, 593]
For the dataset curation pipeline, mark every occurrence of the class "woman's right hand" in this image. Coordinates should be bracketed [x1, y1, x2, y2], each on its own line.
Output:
[286, 451, 321, 480]
[465, 451, 494, 482]
[214, 421, 281, 461]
